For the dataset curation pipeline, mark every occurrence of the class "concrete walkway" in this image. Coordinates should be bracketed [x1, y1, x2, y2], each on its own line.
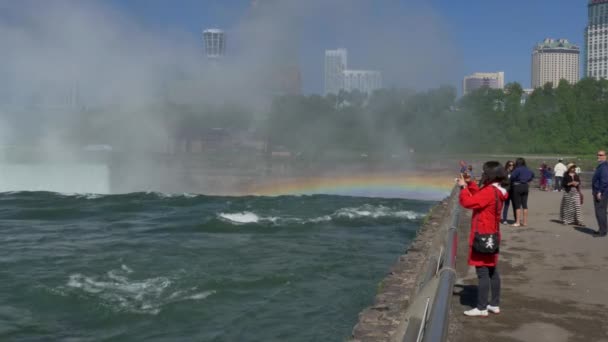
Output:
[449, 188, 608, 342]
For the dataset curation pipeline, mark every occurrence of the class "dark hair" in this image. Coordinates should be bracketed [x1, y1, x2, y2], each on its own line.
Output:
[515, 157, 526, 168]
[505, 160, 514, 169]
[482, 161, 507, 185]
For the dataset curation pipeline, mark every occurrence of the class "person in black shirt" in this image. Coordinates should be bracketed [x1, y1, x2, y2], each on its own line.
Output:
[510, 158, 535, 227]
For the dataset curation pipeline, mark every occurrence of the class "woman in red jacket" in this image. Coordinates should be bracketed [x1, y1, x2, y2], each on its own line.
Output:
[457, 161, 509, 317]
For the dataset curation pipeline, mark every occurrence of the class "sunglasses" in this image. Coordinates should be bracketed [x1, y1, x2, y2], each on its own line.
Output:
[598, 154, 606, 156]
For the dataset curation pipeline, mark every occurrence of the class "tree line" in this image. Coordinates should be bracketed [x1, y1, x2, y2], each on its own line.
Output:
[266, 78, 608, 156]
[56, 77, 608, 156]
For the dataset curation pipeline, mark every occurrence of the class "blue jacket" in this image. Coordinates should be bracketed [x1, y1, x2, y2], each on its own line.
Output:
[592, 161, 608, 196]
[511, 166, 535, 184]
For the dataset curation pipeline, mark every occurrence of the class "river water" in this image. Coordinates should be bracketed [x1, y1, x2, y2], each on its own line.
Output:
[0, 191, 434, 341]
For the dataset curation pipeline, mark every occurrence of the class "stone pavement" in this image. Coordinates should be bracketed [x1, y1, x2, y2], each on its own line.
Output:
[449, 188, 608, 342]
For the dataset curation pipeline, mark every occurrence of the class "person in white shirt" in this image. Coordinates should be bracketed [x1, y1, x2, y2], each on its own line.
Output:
[554, 159, 567, 192]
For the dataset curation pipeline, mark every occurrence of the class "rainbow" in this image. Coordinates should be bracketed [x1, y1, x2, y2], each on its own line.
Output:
[245, 172, 454, 200]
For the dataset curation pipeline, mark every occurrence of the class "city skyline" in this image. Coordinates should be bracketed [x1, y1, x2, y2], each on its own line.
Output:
[3, 0, 594, 94]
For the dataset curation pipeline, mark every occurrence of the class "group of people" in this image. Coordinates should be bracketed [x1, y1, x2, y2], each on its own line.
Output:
[455, 151, 608, 317]
[538, 159, 582, 192]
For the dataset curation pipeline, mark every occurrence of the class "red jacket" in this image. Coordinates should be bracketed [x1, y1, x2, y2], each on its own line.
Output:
[459, 181, 508, 267]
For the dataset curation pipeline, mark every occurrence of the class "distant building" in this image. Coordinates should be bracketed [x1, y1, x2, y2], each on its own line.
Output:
[585, 0, 608, 79]
[324, 49, 348, 96]
[520, 88, 534, 105]
[532, 38, 580, 88]
[203, 29, 226, 59]
[324, 48, 382, 95]
[343, 70, 382, 94]
[462, 72, 505, 95]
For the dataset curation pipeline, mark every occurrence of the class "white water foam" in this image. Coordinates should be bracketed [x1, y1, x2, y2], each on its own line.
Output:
[62, 265, 215, 315]
[219, 212, 260, 224]
[218, 205, 423, 226]
[333, 205, 424, 220]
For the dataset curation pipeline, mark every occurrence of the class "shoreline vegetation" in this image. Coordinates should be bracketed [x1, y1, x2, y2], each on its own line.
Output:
[4, 79, 607, 168]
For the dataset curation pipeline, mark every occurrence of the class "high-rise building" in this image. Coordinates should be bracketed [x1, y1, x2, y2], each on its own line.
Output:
[462, 72, 505, 95]
[531, 38, 580, 88]
[324, 49, 348, 96]
[203, 29, 226, 59]
[343, 70, 382, 95]
[585, 0, 608, 79]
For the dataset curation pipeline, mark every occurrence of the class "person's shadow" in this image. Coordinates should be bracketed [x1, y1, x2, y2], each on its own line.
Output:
[574, 226, 596, 236]
[550, 219, 595, 235]
[453, 283, 477, 308]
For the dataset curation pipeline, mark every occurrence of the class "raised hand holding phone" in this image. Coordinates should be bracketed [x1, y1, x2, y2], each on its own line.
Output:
[457, 173, 467, 187]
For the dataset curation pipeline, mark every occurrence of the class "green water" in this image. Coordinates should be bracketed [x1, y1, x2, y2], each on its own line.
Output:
[0, 192, 434, 341]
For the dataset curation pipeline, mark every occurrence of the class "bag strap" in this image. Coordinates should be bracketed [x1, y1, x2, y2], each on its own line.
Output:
[494, 187, 500, 232]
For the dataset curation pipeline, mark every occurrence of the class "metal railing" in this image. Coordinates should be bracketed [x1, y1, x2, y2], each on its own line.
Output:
[401, 187, 461, 342]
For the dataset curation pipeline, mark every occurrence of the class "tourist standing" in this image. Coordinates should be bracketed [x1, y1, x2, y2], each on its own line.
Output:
[539, 163, 548, 191]
[545, 167, 554, 192]
[501, 161, 515, 224]
[510, 158, 534, 227]
[554, 159, 567, 192]
[560, 163, 584, 225]
[458, 161, 508, 317]
[592, 150, 608, 237]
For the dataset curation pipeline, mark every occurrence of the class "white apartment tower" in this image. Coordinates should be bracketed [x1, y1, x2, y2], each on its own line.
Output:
[586, 0, 608, 79]
[344, 70, 382, 94]
[531, 38, 580, 88]
[203, 29, 226, 59]
[324, 49, 348, 96]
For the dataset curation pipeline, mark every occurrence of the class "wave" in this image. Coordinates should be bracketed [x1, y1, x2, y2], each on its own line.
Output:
[217, 205, 424, 226]
[219, 212, 263, 224]
[333, 205, 424, 220]
[58, 265, 215, 315]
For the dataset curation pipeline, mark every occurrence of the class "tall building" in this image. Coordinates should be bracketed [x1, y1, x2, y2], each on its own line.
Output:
[343, 70, 382, 95]
[462, 72, 505, 95]
[324, 49, 348, 96]
[585, 0, 608, 79]
[203, 29, 226, 59]
[531, 38, 580, 88]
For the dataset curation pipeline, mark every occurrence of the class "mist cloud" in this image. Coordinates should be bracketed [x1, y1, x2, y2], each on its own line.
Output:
[0, 0, 462, 193]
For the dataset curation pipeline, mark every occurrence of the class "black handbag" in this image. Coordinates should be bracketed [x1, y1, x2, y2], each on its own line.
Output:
[472, 188, 500, 254]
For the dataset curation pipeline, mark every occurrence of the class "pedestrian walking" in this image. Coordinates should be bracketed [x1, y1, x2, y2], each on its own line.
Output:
[592, 150, 608, 237]
[560, 163, 584, 226]
[510, 158, 534, 227]
[458, 161, 508, 317]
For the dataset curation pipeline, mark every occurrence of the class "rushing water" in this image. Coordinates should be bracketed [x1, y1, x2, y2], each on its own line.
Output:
[0, 191, 434, 341]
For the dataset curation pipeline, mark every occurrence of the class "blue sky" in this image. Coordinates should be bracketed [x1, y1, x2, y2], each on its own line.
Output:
[105, 0, 589, 94]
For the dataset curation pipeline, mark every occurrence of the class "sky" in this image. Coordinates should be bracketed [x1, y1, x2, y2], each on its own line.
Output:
[92, 0, 589, 93]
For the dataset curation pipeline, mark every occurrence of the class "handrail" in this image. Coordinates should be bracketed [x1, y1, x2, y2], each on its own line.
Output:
[401, 187, 460, 342]
[421, 189, 460, 342]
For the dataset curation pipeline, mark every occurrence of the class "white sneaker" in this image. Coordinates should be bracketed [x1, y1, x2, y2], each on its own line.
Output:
[463, 308, 488, 317]
[487, 305, 500, 314]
